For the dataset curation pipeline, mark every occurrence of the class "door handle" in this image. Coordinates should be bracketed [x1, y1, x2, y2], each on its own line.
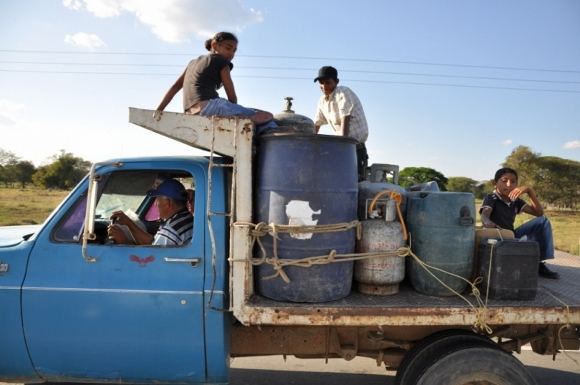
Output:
[163, 257, 201, 267]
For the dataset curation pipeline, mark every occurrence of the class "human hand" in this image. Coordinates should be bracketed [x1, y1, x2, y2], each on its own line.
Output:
[481, 217, 498, 228]
[110, 210, 131, 226]
[153, 110, 163, 121]
[508, 186, 532, 201]
[107, 224, 128, 244]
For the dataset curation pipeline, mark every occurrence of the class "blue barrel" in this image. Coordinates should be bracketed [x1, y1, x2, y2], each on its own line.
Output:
[406, 192, 475, 296]
[255, 133, 358, 302]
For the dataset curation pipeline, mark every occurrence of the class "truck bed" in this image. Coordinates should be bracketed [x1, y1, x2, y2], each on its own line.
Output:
[126, 109, 579, 329]
[241, 251, 580, 326]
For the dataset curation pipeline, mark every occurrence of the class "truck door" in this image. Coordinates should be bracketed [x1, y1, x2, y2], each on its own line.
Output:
[0, 229, 41, 382]
[22, 164, 208, 383]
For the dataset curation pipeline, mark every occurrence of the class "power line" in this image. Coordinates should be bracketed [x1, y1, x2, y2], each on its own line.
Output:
[1, 48, 580, 74]
[0, 60, 182, 68]
[246, 66, 580, 85]
[237, 74, 580, 94]
[2, 60, 580, 85]
[2, 69, 579, 94]
[0, 69, 173, 76]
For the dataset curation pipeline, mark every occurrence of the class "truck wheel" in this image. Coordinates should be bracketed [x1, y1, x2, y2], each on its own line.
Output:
[415, 345, 537, 385]
[395, 329, 497, 385]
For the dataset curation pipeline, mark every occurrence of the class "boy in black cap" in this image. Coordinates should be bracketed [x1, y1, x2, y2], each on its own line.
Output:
[313, 66, 369, 181]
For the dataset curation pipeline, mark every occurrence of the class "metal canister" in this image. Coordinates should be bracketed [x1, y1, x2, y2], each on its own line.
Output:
[355, 196, 406, 295]
[272, 97, 316, 134]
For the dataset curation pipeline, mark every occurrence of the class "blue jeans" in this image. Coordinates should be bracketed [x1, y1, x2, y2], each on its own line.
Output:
[200, 98, 278, 134]
[514, 216, 554, 261]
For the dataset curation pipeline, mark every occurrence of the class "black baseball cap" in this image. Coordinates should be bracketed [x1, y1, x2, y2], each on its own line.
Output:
[314, 66, 338, 82]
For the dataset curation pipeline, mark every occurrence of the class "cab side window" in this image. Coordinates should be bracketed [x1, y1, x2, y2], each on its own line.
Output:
[52, 169, 195, 246]
[52, 195, 87, 242]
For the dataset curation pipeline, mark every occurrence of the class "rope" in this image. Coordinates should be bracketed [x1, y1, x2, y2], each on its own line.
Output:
[469, 227, 515, 332]
[232, 245, 410, 283]
[404, 234, 493, 334]
[367, 190, 408, 240]
[541, 287, 578, 365]
[233, 220, 495, 332]
[235, 220, 362, 238]
[471, 239, 496, 334]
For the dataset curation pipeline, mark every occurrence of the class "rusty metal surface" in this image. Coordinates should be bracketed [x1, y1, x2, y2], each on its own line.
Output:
[229, 325, 410, 368]
[235, 251, 580, 326]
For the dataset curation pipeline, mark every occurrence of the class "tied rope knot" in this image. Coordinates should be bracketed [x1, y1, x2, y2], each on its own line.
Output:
[233, 210, 503, 333]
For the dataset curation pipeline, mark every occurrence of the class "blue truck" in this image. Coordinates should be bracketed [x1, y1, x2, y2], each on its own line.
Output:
[1, 108, 578, 385]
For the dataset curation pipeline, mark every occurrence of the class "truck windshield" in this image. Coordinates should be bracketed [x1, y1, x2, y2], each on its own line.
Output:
[96, 194, 144, 220]
[95, 170, 158, 220]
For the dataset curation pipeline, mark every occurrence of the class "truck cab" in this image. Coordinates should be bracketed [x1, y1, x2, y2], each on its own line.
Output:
[0, 156, 231, 384]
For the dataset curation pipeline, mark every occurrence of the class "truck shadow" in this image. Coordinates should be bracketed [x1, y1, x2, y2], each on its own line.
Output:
[230, 368, 393, 385]
[526, 365, 580, 385]
[229, 365, 580, 385]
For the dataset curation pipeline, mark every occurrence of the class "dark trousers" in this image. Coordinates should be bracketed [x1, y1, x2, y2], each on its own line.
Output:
[356, 143, 369, 181]
[514, 216, 554, 261]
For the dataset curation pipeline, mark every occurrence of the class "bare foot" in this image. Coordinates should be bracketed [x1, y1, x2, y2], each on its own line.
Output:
[251, 111, 274, 125]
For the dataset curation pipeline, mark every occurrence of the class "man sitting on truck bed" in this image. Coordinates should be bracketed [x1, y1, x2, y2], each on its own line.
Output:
[108, 179, 193, 246]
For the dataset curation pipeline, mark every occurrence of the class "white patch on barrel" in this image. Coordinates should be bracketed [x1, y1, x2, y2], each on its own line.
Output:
[285, 200, 321, 240]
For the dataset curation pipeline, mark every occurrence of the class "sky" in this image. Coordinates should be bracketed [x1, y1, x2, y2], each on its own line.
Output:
[1, 0, 579, 182]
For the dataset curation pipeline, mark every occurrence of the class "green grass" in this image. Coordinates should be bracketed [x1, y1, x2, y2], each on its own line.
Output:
[0, 187, 69, 226]
[522, 210, 580, 256]
[1, 188, 578, 256]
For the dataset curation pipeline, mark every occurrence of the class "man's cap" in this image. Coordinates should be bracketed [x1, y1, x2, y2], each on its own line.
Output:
[314, 66, 338, 82]
[149, 179, 187, 201]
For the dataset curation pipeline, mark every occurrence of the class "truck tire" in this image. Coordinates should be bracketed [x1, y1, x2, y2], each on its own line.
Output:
[415, 345, 537, 385]
[395, 329, 497, 385]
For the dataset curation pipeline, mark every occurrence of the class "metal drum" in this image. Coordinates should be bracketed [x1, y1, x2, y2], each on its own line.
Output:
[254, 133, 358, 302]
[406, 191, 475, 296]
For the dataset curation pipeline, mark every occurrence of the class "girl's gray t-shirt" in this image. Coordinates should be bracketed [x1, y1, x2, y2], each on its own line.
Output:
[183, 54, 233, 111]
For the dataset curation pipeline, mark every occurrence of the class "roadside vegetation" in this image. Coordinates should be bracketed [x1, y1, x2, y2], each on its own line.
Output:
[0, 188, 69, 226]
[1, 145, 578, 255]
[1, 187, 578, 256]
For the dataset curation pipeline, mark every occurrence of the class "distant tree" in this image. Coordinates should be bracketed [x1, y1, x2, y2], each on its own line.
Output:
[0, 148, 20, 187]
[32, 150, 91, 190]
[502, 145, 540, 187]
[0, 164, 6, 187]
[0, 148, 19, 166]
[533, 156, 580, 209]
[399, 167, 448, 191]
[13, 161, 36, 188]
[500, 146, 579, 208]
[478, 179, 495, 199]
[447, 177, 478, 194]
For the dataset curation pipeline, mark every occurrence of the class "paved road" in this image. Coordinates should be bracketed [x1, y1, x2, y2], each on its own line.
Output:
[230, 350, 580, 385]
[1, 350, 578, 385]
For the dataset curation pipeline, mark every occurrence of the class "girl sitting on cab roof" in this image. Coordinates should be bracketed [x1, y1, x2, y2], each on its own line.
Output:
[153, 31, 275, 131]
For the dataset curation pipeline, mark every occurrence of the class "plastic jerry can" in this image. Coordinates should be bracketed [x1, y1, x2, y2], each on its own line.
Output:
[477, 239, 539, 300]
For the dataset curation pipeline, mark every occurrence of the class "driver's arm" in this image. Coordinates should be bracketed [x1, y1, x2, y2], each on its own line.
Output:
[110, 211, 154, 245]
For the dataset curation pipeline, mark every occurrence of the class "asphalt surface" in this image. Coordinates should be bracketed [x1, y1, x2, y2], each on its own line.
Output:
[229, 350, 580, 385]
[1, 349, 578, 385]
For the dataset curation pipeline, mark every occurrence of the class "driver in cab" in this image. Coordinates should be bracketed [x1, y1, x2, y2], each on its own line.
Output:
[107, 179, 193, 246]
